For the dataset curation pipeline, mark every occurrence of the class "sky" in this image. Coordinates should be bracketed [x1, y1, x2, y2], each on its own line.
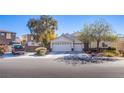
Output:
[0, 15, 124, 37]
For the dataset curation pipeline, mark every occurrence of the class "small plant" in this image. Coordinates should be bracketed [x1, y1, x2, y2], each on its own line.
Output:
[103, 52, 114, 57]
[121, 52, 124, 57]
[103, 49, 120, 57]
[118, 50, 124, 57]
[35, 47, 47, 56]
[0, 47, 4, 56]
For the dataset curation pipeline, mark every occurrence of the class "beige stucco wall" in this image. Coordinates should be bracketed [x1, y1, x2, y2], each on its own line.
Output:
[90, 41, 118, 48]
[115, 38, 124, 51]
[90, 37, 124, 51]
[51, 35, 124, 51]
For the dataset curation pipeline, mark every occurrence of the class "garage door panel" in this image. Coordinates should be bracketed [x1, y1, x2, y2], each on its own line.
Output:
[52, 44, 72, 52]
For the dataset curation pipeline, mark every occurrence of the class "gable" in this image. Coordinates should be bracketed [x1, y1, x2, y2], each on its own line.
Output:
[52, 36, 73, 43]
[74, 38, 82, 43]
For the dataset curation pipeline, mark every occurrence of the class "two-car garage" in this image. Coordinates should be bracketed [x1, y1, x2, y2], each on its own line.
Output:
[51, 35, 83, 52]
[51, 42, 83, 52]
[51, 42, 72, 52]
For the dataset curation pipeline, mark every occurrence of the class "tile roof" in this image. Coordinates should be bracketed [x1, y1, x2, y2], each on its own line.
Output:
[61, 33, 80, 42]
[0, 30, 16, 33]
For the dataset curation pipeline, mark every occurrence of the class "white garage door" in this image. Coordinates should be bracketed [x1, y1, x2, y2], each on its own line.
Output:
[74, 43, 83, 51]
[52, 42, 72, 52]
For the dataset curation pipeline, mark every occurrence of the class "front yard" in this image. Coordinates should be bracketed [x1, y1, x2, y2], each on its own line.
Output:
[0, 57, 124, 78]
[0, 52, 124, 78]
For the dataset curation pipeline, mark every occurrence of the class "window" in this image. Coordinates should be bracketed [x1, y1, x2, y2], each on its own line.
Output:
[102, 42, 108, 47]
[6, 33, 11, 39]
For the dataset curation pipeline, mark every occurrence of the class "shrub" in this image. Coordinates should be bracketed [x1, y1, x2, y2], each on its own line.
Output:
[118, 50, 124, 57]
[121, 52, 124, 57]
[0, 47, 4, 56]
[89, 47, 116, 53]
[107, 47, 116, 51]
[103, 49, 120, 57]
[35, 47, 47, 56]
[103, 52, 115, 57]
[115, 51, 120, 56]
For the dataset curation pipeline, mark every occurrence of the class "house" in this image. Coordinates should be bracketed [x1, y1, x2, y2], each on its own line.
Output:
[21, 34, 34, 43]
[0, 30, 16, 45]
[51, 33, 84, 52]
[21, 34, 34, 46]
[90, 36, 124, 51]
[21, 34, 41, 52]
[111, 37, 124, 51]
[15, 37, 21, 43]
[51, 32, 124, 52]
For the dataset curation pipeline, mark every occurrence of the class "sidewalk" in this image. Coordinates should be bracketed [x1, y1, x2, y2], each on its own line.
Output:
[0, 52, 70, 59]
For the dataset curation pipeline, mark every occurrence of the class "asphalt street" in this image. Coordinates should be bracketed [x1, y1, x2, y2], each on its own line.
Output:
[0, 56, 124, 78]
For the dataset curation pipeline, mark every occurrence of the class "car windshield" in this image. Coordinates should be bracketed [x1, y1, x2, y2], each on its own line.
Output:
[14, 45, 23, 49]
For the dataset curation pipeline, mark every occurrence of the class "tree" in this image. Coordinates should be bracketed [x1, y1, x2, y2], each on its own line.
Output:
[21, 40, 26, 46]
[79, 19, 118, 51]
[0, 36, 3, 44]
[79, 24, 94, 50]
[27, 15, 57, 49]
[90, 19, 118, 51]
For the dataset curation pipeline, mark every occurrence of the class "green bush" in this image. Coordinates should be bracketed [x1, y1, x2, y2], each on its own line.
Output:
[35, 47, 47, 56]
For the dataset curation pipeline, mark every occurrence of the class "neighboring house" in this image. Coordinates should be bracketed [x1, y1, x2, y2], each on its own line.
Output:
[21, 34, 34, 43]
[0, 30, 16, 45]
[25, 41, 41, 52]
[51, 33, 84, 52]
[116, 37, 124, 51]
[21, 34, 41, 52]
[15, 37, 21, 44]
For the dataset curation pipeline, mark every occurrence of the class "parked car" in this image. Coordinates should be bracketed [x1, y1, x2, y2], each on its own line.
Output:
[12, 44, 25, 55]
